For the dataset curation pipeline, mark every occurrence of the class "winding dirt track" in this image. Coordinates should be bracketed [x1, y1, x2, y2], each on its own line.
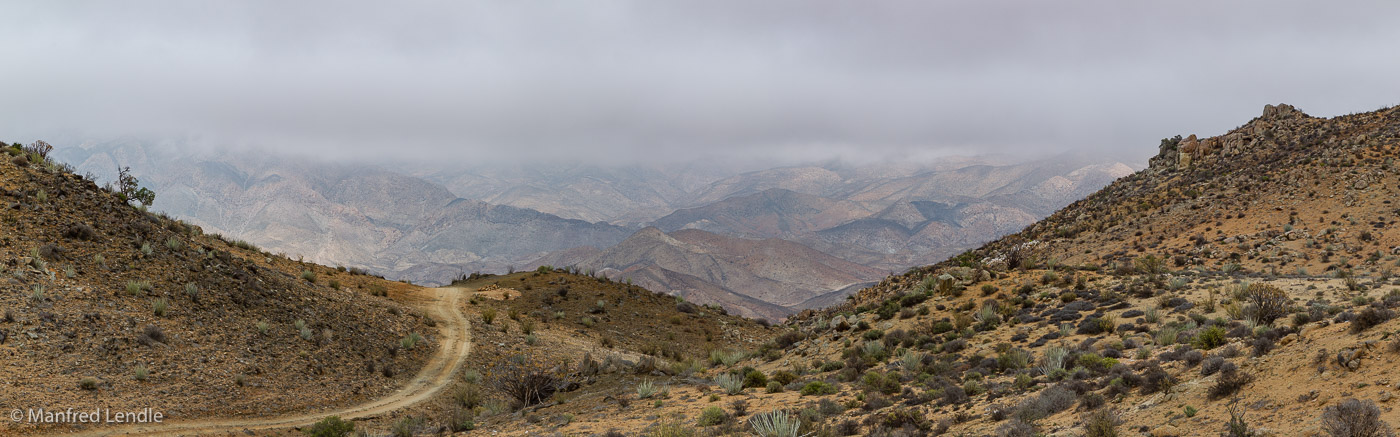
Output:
[52, 286, 471, 436]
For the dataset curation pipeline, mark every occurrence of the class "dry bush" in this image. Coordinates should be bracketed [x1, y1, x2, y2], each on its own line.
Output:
[1209, 363, 1251, 399]
[487, 354, 567, 408]
[1321, 398, 1394, 437]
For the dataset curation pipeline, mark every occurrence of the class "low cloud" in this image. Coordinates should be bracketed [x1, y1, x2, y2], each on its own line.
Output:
[2, 1, 1398, 165]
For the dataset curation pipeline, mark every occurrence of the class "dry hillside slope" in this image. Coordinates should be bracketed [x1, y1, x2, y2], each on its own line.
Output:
[0, 142, 436, 435]
[471, 104, 1400, 437]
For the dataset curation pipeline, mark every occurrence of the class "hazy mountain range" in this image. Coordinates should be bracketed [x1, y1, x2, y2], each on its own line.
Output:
[53, 140, 1133, 319]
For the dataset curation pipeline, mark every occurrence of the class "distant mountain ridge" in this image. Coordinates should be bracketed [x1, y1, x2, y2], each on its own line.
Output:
[531, 227, 884, 321]
[54, 143, 633, 285]
[54, 141, 1131, 318]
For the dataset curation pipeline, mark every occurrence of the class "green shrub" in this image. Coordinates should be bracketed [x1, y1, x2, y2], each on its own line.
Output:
[697, 406, 726, 426]
[304, 416, 355, 437]
[862, 371, 901, 394]
[1193, 326, 1228, 350]
[1076, 353, 1118, 373]
[152, 298, 168, 316]
[771, 370, 797, 385]
[863, 329, 885, 340]
[301, 270, 317, 282]
[743, 370, 768, 388]
[929, 320, 954, 335]
[801, 381, 837, 396]
[818, 360, 845, 372]
[481, 308, 496, 324]
[766, 381, 783, 393]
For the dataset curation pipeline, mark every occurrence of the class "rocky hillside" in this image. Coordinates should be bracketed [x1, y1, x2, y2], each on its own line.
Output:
[0, 142, 436, 435]
[928, 103, 1400, 280]
[468, 104, 1400, 437]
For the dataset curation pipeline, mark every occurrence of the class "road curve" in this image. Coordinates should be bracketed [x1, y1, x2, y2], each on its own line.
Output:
[47, 286, 472, 436]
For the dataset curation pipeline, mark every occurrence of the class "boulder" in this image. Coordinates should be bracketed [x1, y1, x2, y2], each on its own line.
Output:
[1337, 347, 1366, 371]
[1151, 424, 1180, 437]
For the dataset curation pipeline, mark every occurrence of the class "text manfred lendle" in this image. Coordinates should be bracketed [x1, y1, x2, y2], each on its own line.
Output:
[27, 408, 164, 424]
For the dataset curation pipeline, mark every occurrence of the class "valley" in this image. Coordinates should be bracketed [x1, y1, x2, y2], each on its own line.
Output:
[52, 144, 1131, 320]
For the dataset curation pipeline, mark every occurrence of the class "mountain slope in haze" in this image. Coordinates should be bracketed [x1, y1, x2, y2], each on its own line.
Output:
[52, 145, 632, 286]
[645, 158, 1133, 272]
[652, 188, 874, 238]
[54, 140, 1130, 317]
[533, 227, 883, 321]
[412, 162, 746, 225]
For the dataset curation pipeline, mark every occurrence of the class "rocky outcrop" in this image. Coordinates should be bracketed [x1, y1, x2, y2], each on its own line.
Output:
[1152, 103, 1316, 172]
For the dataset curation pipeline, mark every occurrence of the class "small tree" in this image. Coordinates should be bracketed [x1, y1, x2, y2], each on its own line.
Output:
[24, 140, 52, 159]
[116, 166, 156, 207]
[1135, 255, 1165, 278]
[1244, 283, 1290, 326]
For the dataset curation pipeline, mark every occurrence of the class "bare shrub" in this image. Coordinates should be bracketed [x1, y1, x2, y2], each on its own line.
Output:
[1322, 398, 1394, 437]
[1209, 363, 1251, 399]
[1082, 408, 1122, 437]
[488, 354, 566, 408]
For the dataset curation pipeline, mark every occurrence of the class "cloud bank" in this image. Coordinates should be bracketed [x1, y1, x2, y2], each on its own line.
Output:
[2, 1, 1398, 164]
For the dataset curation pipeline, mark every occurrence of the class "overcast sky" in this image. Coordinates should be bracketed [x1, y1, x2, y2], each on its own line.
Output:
[2, 1, 1399, 165]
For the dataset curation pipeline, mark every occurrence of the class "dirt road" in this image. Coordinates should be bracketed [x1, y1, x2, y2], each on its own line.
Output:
[49, 286, 472, 436]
